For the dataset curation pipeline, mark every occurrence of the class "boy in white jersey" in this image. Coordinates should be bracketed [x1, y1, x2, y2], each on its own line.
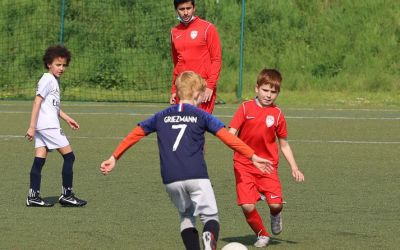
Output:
[25, 45, 86, 207]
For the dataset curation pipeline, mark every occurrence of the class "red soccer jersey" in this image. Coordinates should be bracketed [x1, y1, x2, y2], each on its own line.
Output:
[229, 99, 288, 170]
[170, 17, 222, 92]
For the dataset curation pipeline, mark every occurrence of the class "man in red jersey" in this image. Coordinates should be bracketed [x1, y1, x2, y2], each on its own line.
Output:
[170, 0, 222, 114]
[229, 69, 305, 248]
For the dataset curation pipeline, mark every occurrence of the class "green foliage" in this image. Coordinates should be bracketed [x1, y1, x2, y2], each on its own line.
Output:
[0, 0, 398, 101]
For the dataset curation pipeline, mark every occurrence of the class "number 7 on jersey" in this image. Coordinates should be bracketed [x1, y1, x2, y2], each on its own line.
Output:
[172, 124, 187, 151]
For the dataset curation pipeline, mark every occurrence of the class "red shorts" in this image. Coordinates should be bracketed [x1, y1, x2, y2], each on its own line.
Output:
[234, 161, 283, 205]
[174, 93, 216, 114]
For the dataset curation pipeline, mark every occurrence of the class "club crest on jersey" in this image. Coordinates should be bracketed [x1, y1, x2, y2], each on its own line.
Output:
[190, 30, 198, 39]
[266, 115, 275, 127]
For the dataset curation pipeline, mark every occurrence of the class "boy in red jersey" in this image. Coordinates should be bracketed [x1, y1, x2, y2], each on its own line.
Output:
[170, 0, 222, 114]
[100, 71, 273, 250]
[228, 68, 305, 248]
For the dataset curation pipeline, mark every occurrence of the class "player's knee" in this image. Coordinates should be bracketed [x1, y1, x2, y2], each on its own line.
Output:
[63, 151, 75, 163]
[241, 203, 256, 213]
[268, 203, 283, 214]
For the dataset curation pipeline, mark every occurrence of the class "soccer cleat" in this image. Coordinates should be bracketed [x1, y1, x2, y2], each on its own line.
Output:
[254, 235, 270, 248]
[26, 196, 54, 207]
[271, 212, 283, 235]
[59, 193, 87, 207]
[202, 231, 217, 250]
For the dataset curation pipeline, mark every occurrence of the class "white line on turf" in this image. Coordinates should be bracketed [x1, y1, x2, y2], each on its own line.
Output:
[2, 134, 399, 144]
[0, 110, 399, 120]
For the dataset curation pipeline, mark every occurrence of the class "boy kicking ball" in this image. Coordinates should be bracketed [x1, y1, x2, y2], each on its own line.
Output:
[100, 71, 273, 250]
[25, 45, 86, 207]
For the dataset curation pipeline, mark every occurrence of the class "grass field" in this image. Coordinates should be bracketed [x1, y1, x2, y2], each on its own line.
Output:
[1, 100, 399, 250]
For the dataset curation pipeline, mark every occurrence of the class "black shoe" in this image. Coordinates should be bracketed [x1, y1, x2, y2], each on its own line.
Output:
[59, 193, 87, 207]
[26, 196, 54, 207]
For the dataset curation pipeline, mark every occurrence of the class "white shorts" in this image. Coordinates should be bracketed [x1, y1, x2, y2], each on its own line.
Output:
[35, 128, 70, 150]
[165, 179, 218, 216]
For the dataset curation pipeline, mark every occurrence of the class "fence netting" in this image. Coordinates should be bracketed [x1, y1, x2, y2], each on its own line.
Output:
[1, 0, 177, 102]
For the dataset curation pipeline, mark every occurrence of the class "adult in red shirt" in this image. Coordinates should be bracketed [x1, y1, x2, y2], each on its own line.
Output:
[229, 69, 305, 248]
[170, 0, 222, 114]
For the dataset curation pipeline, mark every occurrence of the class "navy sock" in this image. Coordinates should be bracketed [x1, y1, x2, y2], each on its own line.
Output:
[61, 152, 75, 196]
[29, 157, 46, 197]
[203, 220, 220, 241]
[181, 227, 200, 250]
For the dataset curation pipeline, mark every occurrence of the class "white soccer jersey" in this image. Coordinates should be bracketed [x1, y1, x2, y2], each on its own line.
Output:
[35, 73, 61, 130]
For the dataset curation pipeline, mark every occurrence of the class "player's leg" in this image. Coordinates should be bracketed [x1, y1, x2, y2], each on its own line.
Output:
[234, 165, 270, 247]
[199, 214, 219, 250]
[269, 203, 283, 235]
[259, 172, 283, 235]
[57, 144, 87, 207]
[185, 179, 219, 250]
[166, 181, 200, 250]
[180, 206, 200, 250]
[241, 204, 270, 247]
[26, 144, 52, 207]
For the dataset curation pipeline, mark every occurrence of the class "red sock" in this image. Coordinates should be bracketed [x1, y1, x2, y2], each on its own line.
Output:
[243, 209, 269, 237]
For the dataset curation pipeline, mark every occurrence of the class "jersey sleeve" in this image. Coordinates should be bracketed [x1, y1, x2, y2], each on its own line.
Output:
[204, 112, 225, 135]
[138, 114, 158, 134]
[205, 24, 222, 89]
[276, 112, 288, 139]
[112, 126, 146, 160]
[215, 128, 254, 158]
[36, 74, 51, 98]
[170, 29, 178, 94]
[228, 103, 245, 130]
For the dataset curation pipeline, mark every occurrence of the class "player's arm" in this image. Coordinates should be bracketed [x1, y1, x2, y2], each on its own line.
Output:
[216, 128, 273, 173]
[170, 32, 178, 100]
[206, 24, 222, 90]
[25, 95, 43, 141]
[203, 25, 222, 103]
[100, 126, 146, 175]
[278, 137, 305, 182]
[59, 110, 79, 130]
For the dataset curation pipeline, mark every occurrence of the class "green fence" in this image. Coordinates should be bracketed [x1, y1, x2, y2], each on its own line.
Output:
[0, 0, 180, 102]
[1, 1, 398, 102]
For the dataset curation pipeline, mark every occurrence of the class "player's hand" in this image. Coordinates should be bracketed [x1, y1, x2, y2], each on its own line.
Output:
[25, 127, 35, 141]
[251, 154, 274, 174]
[67, 118, 80, 130]
[292, 169, 305, 182]
[202, 88, 213, 103]
[169, 93, 177, 105]
[100, 156, 116, 175]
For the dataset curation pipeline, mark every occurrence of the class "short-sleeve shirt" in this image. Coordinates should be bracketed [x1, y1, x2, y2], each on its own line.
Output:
[139, 103, 225, 184]
[229, 99, 287, 170]
[35, 73, 61, 130]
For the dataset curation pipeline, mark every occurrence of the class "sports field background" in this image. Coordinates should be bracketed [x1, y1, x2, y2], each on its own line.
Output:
[0, 101, 399, 249]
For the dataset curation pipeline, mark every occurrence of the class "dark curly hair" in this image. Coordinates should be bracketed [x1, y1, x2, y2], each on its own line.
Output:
[42, 45, 71, 69]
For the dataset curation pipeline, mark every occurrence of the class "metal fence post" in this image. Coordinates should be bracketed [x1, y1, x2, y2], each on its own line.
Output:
[59, 0, 66, 44]
[237, 0, 246, 100]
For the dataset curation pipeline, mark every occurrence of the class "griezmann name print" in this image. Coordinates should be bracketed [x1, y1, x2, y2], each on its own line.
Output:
[164, 115, 198, 123]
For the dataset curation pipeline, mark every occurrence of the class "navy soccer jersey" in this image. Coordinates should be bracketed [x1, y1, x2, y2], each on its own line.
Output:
[139, 103, 225, 184]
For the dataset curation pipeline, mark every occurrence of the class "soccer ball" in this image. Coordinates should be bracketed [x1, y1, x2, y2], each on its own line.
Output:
[221, 242, 248, 250]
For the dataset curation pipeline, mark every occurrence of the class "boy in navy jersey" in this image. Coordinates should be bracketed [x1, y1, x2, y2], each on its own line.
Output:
[100, 71, 273, 250]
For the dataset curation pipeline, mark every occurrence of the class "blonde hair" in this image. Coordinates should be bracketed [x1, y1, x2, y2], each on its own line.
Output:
[175, 71, 207, 100]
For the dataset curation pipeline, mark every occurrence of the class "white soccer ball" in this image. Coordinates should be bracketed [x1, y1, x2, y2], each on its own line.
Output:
[221, 242, 248, 250]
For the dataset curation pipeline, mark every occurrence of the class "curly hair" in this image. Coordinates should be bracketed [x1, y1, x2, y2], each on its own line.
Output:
[42, 45, 71, 69]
